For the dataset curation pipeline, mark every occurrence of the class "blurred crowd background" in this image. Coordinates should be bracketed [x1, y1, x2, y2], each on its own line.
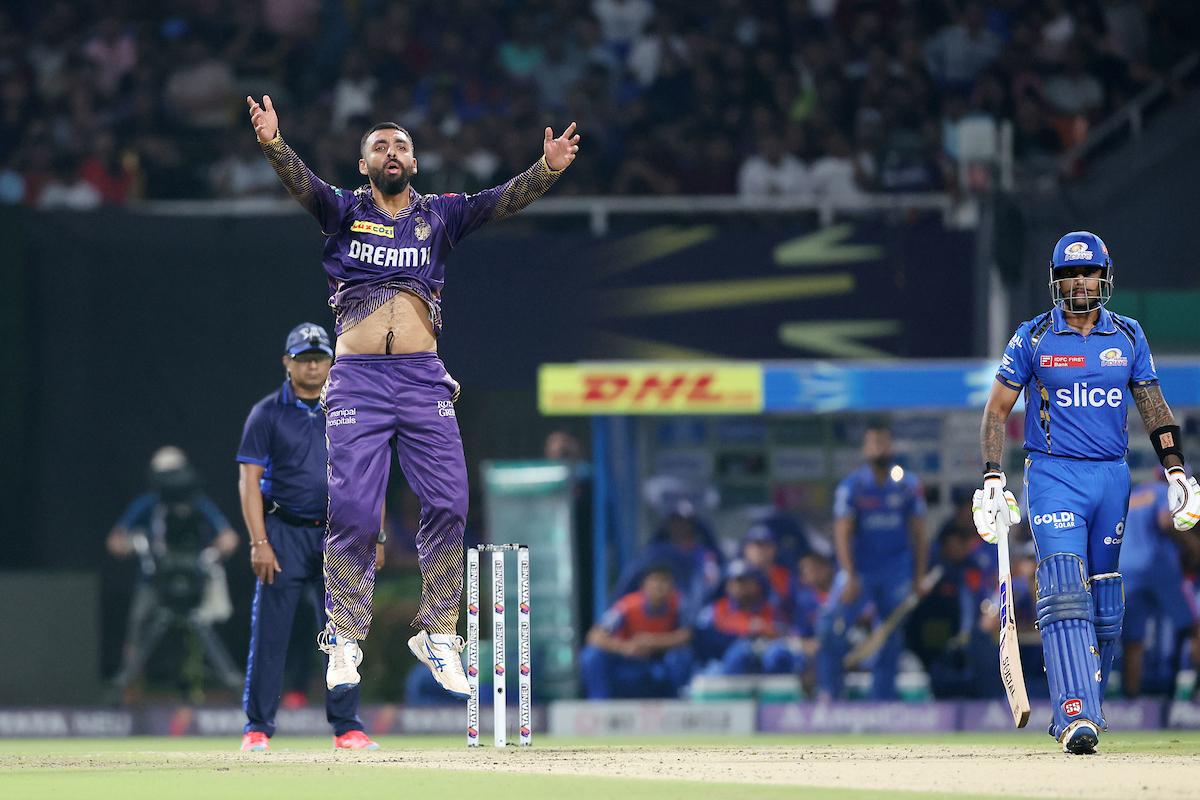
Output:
[3, 0, 1197, 208]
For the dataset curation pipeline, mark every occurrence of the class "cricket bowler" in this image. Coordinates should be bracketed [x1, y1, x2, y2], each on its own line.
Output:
[247, 93, 580, 699]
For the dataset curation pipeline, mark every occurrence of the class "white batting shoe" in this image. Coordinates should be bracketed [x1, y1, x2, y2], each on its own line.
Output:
[408, 630, 470, 700]
[318, 628, 362, 695]
[1060, 719, 1099, 755]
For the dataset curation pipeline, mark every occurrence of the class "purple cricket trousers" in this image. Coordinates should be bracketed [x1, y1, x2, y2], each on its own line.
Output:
[322, 352, 467, 640]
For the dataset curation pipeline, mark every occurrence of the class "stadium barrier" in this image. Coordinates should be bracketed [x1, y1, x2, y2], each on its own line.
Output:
[4, 699, 1198, 738]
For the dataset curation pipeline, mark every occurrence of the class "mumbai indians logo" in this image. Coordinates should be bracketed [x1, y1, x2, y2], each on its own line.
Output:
[495, 664, 505, 676]
[467, 665, 478, 677]
[1062, 698, 1082, 717]
[467, 602, 478, 616]
[1063, 241, 1093, 261]
[1099, 347, 1127, 367]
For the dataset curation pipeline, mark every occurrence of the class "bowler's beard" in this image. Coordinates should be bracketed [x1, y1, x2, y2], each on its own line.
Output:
[369, 161, 413, 196]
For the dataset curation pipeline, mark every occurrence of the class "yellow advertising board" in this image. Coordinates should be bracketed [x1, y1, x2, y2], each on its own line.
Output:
[538, 363, 763, 415]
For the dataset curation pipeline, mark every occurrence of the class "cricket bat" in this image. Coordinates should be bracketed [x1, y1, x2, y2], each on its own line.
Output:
[997, 524, 1031, 727]
[842, 565, 944, 669]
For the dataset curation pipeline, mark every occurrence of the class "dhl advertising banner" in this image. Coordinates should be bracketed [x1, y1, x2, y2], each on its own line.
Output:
[541, 359, 1200, 415]
[539, 363, 763, 415]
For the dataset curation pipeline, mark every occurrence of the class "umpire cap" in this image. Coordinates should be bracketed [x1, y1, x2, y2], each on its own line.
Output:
[285, 322, 334, 358]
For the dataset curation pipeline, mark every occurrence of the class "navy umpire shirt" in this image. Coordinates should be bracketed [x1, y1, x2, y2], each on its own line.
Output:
[236, 379, 328, 519]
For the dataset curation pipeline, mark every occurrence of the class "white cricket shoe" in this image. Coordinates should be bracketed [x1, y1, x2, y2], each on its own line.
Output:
[407, 630, 470, 700]
[1060, 719, 1099, 755]
[318, 628, 362, 694]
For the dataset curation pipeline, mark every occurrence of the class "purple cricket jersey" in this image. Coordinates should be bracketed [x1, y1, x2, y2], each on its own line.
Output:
[260, 134, 563, 335]
[260, 132, 564, 643]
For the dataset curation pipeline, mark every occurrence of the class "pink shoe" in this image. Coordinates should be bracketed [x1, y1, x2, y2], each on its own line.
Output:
[333, 730, 379, 750]
[241, 732, 270, 752]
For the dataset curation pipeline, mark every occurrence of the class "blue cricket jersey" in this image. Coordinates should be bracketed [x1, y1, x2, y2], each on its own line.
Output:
[996, 306, 1158, 461]
[833, 465, 926, 575]
[236, 379, 329, 518]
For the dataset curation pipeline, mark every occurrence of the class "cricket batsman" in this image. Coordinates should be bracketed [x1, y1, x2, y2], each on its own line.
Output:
[247, 94, 580, 699]
[975, 230, 1200, 753]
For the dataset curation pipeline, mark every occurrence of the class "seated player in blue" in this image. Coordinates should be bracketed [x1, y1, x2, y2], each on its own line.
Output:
[236, 324, 381, 751]
[788, 552, 834, 688]
[694, 560, 792, 675]
[974, 230, 1200, 754]
[740, 524, 796, 617]
[1120, 472, 1197, 697]
[579, 565, 693, 699]
[911, 524, 1001, 698]
[614, 504, 724, 618]
[817, 421, 928, 700]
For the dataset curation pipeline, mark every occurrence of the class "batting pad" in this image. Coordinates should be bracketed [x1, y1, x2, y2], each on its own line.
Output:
[1091, 572, 1124, 698]
[1036, 553, 1103, 738]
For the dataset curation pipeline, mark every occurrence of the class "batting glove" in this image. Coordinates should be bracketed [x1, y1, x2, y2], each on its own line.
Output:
[972, 471, 1021, 545]
[1166, 466, 1200, 532]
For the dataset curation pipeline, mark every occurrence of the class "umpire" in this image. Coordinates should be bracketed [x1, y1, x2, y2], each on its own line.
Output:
[236, 323, 381, 751]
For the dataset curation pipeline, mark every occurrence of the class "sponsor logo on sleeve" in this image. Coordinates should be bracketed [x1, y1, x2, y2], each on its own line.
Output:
[1104, 520, 1125, 546]
[1040, 355, 1086, 368]
[350, 220, 395, 238]
[1007, 332, 1023, 349]
[1063, 242, 1094, 261]
[1099, 347, 1127, 367]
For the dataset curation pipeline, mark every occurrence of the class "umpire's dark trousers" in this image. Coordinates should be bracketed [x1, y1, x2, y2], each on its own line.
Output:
[243, 515, 364, 736]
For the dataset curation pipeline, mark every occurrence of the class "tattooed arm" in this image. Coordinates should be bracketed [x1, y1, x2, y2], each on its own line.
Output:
[981, 381, 1022, 466]
[1131, 384, 1182, 468]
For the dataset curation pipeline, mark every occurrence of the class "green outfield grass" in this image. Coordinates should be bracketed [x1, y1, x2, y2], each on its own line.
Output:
[1, 732, 1197, 800]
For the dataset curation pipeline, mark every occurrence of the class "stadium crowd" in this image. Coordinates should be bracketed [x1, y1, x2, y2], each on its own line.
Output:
[2, 0, 1196, 208]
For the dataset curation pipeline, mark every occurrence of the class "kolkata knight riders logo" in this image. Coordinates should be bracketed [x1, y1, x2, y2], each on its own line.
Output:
[414, 215, 431, 241]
